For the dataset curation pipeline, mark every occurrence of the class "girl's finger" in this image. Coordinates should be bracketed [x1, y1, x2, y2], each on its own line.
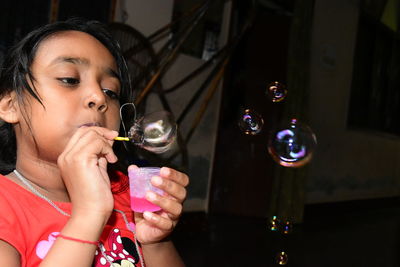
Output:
[151, 176, 187, 202]
[142, 211, 175, 232]
[62, 126, 118, 155]
[127, 165, 139, 172]
[159, 167, 189, 187]
[145, 191, 182, 219]
[60, 130, 117, 164]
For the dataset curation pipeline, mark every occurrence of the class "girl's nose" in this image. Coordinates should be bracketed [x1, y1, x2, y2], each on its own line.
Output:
[85, 85, 108, 112]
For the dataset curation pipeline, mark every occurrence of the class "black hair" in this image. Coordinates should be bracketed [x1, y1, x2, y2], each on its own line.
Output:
[0, 18, 134, 174]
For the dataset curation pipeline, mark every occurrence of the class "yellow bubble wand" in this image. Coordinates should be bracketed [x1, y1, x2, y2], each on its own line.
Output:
[114, 136, 130, 141]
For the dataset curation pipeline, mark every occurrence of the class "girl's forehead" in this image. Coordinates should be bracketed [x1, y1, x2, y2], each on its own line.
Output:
[34, 30, 116, 67]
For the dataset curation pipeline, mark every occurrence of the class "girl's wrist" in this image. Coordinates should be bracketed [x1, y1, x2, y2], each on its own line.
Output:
[71, 205, 112, 223]
[66, 211, 111, 238]
[141, 239, 185, 267]
[52, 233, 100, 246]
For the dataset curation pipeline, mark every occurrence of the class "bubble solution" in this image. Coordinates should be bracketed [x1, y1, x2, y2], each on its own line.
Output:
[130, 196, 161, 213]
[129, 167, 163, 213]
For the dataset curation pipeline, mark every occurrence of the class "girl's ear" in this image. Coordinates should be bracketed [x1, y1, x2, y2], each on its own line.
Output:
[0, 92, 19, 124]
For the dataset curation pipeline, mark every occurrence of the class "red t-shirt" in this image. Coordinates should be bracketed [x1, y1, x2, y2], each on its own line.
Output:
[0, 171, 144, 267]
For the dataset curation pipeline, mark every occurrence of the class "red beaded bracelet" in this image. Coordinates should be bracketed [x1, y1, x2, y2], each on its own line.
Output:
[52, 233, 99, 246]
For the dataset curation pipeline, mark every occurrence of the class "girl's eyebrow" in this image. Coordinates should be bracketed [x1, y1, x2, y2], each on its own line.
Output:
[106, 67, 121, 81]
[50, 56, 121, 80]
[51, 56, 89, 66]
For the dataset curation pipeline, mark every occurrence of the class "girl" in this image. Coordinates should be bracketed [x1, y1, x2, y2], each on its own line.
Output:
[0, 18, 188, 266]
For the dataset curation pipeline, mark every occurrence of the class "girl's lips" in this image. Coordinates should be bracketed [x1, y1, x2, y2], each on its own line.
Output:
[79, 122, 101, 128]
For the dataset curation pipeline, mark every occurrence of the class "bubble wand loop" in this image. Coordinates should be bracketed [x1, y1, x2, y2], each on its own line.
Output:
[114, 103, 136, 141]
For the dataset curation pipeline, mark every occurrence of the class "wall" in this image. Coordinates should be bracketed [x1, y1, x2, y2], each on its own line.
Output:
[306, 0, 400, 203]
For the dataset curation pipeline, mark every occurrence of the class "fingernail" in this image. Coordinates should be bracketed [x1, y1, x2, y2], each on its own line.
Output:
[111, 130, 119, 137]
[144, 211, 159, 222]
[128, 165, 138, 171]
[160, 167, 170, 176]
[147, 191, 157, 200]
[152, 176, 163, 186]
[143, 211, 151, 218]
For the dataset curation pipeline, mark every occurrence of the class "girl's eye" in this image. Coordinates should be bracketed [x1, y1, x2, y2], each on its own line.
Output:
[102, 88, 120, 100]
[57, 77, 80, 85]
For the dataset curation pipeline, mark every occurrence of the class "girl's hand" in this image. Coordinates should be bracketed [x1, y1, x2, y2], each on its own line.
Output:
[57, 126, 118, 219]
[130, 166, 189, 245]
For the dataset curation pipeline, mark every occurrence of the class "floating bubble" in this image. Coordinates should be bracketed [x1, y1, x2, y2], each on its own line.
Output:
[238, 109, 264, 135]
[268, 119, 317, 167]
[269, 215, 280, 231]
[282, 221, 293, 234]
[267, 81, 287, 102]
[276, 252, 288, 265]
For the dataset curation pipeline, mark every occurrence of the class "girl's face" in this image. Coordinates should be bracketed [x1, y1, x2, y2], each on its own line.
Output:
[17, 30, 121, 162]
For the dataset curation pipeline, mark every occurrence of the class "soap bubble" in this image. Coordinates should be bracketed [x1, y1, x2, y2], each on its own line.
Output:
[269, 215, 280, 231]
[128, 110, 177, 154]
[282, 221, 293, 234]
[268, 119, 317, 167]
[267, 81, 287, 102]
[238, 109, 264, 135]
[276, 251, 288, 265]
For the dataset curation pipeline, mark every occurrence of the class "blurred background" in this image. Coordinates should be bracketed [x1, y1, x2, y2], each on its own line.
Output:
[1, 0, 400, 266]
